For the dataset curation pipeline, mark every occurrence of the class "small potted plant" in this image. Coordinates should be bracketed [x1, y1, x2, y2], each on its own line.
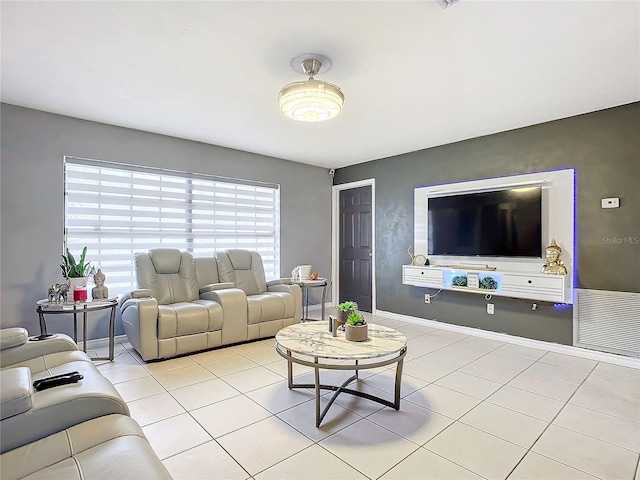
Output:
[337, 301, 358, 324]
[345, 311, 368, 342]
[60, 247, 96, 301]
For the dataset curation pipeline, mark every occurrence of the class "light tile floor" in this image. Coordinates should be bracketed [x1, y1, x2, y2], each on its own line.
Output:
[94, 311, 640, 480]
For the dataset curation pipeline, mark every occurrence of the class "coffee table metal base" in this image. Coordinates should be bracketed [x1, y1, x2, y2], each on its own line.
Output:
[276, 345, 406, 427]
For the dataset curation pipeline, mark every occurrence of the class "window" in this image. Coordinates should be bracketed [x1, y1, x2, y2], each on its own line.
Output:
[64, 157, 280, 296]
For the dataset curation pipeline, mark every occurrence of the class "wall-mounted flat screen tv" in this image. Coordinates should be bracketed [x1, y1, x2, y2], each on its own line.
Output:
[427, 187, 542, 258]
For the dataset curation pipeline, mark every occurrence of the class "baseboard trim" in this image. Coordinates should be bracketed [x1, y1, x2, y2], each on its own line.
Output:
[307, 302, 332, 312]
[375, 309, 640, 369]
[78, 312, 639, 368]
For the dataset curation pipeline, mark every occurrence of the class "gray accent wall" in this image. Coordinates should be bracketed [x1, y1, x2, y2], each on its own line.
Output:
[0, 104, 332, 339]
[334, 103, 640, 345]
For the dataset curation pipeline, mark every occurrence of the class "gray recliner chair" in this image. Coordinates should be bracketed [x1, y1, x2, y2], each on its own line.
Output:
[214, 249, 302, 340]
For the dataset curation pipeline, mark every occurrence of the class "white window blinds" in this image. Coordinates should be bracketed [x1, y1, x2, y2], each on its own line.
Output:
[64, 157, 280, 296]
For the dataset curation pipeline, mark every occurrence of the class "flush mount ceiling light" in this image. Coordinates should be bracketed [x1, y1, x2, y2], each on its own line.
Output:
[435, 0, 458, 8]
[279, 54, 344, 122]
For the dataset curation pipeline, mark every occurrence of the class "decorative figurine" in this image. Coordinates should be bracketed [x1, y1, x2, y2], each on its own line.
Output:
[58, 283, 69, 303]
[291, 266, 300, 282]
[48, 283, 69, 303]
[48, 284, 58, 303]
[541, 239, 568, 275]
[91, 269, 109, 299]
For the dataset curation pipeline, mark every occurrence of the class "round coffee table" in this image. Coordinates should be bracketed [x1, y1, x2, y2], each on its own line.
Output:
[275, 321, 407, 427]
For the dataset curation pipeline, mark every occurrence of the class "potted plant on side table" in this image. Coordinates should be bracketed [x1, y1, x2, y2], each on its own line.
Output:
[345, 311, 368, 342]
[60, 247, 96, 302]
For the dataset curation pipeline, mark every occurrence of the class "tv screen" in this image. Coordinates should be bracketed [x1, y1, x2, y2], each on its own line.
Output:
[427, 187, 542, 258]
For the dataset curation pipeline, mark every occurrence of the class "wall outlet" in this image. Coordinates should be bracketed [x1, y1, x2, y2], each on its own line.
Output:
[487, 303, 495, 314]
[601, 197, 620, 209]
[424, 293, 431, 304]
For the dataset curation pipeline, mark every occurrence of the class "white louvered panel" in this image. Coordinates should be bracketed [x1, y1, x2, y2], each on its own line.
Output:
[574, 289, 640, 357]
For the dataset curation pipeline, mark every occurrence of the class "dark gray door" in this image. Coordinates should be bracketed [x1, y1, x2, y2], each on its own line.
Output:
[339, 185, 372, 312]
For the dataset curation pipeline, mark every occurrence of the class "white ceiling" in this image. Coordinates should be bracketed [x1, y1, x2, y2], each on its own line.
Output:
[2, 1, 639, 169]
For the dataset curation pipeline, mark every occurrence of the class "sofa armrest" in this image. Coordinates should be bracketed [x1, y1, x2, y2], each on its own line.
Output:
[118, 289, 151, 307]
[200, 287, 249, 345]
[0, 367, 33, 420]
[0, 334, 79, 370]
[119, 295, 160, 361]
[1, 328, 28, 350]
[266, 278, 294, 287]
[267, 283, 302, 295]
[199, 282, 236, 295]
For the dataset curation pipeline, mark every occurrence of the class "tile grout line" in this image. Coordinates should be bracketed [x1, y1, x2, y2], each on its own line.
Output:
[504, 360, 603, 479]
[117, 325, 637, 479]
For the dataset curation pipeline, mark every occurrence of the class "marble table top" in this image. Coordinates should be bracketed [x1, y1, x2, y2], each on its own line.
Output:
[276, 321, 407, 360]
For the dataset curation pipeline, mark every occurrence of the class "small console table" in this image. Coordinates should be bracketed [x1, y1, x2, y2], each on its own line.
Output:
[292, 278, 328, 321]
[35, 298, 118, 360]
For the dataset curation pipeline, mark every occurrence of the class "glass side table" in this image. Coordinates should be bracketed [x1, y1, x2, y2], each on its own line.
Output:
[292, 278, 328, 321]
[35, 298, 118, 360]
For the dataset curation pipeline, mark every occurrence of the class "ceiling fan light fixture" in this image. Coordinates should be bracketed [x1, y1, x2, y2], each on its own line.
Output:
[279, 55, 344, 122]
[435, 0, 459, 9]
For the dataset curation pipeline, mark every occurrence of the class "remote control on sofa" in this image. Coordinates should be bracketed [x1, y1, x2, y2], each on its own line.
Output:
[33, 371, 83, 391]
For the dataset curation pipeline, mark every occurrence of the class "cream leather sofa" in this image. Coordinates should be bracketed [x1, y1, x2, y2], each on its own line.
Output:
[2, 414, 171, 480]
[120, 248, 302, 361]
[0, 328, 170, 479]
[0, 328, 129, 453]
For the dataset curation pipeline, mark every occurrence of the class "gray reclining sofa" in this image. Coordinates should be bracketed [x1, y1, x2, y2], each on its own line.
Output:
[120, 248, 302, 361]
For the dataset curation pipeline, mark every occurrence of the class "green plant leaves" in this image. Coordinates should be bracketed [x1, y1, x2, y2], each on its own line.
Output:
[337, 301, 358, 311]
[346, 311, 366, 326]
[60, 247, 96, 278]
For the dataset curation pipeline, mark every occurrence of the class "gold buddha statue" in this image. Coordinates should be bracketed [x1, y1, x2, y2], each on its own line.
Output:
[541, 239, 567, 275]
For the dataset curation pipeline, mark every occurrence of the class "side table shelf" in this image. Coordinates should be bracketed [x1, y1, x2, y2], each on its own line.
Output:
[35, 298, 118, 360]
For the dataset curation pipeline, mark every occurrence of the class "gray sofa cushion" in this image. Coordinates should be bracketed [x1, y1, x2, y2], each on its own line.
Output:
[157, 300, 223, 339]
[247, 293, 295, 324]
[135, 249, 200, 304]
[215, 249, 267, 295]
[194, 256, 220, 286]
